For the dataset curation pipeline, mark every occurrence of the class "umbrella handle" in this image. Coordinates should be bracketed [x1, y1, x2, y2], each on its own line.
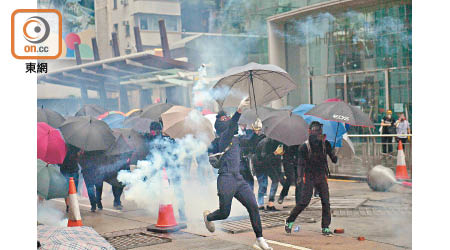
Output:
[333, 122, 340, 150]
[249, 70, 258, 116]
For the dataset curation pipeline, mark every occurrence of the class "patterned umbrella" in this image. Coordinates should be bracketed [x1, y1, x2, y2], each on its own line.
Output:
[37, 225, 114, 250]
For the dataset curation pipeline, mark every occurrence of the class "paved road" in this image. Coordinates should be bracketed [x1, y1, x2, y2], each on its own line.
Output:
[43, 179, 411, 250]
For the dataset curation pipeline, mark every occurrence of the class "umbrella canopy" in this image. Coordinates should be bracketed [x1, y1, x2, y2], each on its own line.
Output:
[161, 105, 215, 144]
[106, 134, 133, 156]
[112, 128, 146, 154]
[293, 104, 348, 147]
[97, 111, 126, 120]
[337, 134, 355, 159]
[305, 101, 374, 128]
[38, 225, 115, 250]
[204, 113, 217, 132]
[238, 106, 277, 126]
[261, 110, 309, 146]
[140, 103, 174, 120]
[59, 116, 115, 151]
[37, 122, 67, 164]
[123, 116, 154, 133]
[213, 62, 297, 108]
[100, 113, 125, 129]
[126, 108, 143, 117]
[75, 104, 107, 117]
[37, 159, 68, 200]
[37, 108, 65, 128]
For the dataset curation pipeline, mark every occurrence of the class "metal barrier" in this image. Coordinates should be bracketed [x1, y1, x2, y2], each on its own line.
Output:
[330, 134, 412, 177]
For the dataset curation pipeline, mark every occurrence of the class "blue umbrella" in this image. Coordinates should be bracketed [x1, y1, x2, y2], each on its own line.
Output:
[101, 114, 125, 129]
[292, 104, 348, 147]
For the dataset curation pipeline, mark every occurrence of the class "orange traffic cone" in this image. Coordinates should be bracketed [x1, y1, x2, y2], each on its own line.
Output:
[67, 177, 83, 227]
[147, 168, 186, 233]
[395, 141, 410, 180]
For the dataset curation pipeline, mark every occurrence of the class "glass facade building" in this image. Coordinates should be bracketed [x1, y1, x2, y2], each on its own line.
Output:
[268, 0, 412, 127]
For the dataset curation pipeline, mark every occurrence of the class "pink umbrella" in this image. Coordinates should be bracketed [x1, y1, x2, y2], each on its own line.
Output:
[325, 98, 343, 103]
[37, 122, 67, 164]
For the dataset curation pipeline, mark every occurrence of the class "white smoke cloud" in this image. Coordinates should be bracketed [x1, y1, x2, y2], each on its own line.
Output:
[37, 200, 68, 227]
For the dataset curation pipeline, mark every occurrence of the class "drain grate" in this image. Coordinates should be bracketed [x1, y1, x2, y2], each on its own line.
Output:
[220, 211, 318, 234]
[332, 207, 412, 217]
[102, 230, 171, 250]
[309, 198, 367, 209]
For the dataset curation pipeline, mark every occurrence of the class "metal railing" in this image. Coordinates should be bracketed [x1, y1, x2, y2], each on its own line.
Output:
[330, 134, 412, 177]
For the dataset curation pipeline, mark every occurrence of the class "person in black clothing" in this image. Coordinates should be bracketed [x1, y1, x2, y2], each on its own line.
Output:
[203, 98, 273, 250]
[255, 136, 282, 211]
[239, 124, 255, 189]
[59, 144, 80, 213]
[380, 110, 395, 154]
[147, 121, 187, 222]
[285, 121, 338, 236]
[78, 150, 106, 212]
[278, 144, 301, 205]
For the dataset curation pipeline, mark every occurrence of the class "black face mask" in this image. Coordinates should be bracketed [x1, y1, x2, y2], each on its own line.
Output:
[215, 119, 230, 135]
[309, 134, 324, 150]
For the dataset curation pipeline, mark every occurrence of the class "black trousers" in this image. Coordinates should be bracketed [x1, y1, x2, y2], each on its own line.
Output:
[207, 173, 263, 238]
[381, 135, 393, 153]
[286, 173, 331, 228]
[280, 162, 301, 204]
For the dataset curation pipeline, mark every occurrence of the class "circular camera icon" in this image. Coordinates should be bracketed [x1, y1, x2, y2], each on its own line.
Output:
[23, 16, 50, 44]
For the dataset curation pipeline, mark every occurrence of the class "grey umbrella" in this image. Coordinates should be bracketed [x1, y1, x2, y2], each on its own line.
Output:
[106, 134, 133, 156]
[37, 159, 68, 200]
[75, 104, 107, 117]
[305, 101, 374, 148]
[140, 103, 174, 120]
[59, 116, 115, 151]
[112, 128, 146, 154]
[238, 106, 277, 126]
[37, 108, 65, 128]
[123, 117, 154, 133]
[213, 62, 297, 109]
[305, 101, 374, 128]
[261, 110, 309, 146]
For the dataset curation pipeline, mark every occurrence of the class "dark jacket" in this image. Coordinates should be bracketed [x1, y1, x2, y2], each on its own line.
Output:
[59, 144, 80, 174]
[254, 137, 282, 176]
[282, 144, 299, 166]
[217, 112, 241, 175]
[297, 140, 337, 178]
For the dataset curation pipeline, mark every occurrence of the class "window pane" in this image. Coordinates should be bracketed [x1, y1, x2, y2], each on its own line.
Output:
[140, 16, 148, 30]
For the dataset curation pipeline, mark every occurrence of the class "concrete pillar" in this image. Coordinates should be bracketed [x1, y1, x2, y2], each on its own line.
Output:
[119, 85, 130, 112]
[139, 89, 152, 108]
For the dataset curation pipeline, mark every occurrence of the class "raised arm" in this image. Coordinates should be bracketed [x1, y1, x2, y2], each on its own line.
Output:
[325, 140, 338, 164]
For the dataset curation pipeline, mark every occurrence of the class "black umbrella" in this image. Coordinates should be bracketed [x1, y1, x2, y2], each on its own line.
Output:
[238, 106, 277, 126]
[106, 134, 133, 156]
[123, 117, 154, 134]
[59, 116, 115, 151]
[37, 108, 65, 128]
[140, 103, 174, 120]
[261, 110, 309, 146]
[75, 104, 107, 117]
[112, 128, 146, 153]
[305, 101, 374, 148]
[213, 62, 297, 111]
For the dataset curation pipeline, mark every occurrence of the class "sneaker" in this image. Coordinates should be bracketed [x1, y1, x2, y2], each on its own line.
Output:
[203, 210, 215, 233]
[284, 220, 294, 234]
[322, 227, 333, 236]
[253, 238, 273, 250]
[277, 197, 284, 204]
[266, 206, 279, 212]
[113, 204, 123, 210]
[90, 205, 96, 212]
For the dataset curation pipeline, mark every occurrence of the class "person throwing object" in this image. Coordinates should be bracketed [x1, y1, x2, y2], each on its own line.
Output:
[203, 97, 273, 250]
[284, 121, 338, 236]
